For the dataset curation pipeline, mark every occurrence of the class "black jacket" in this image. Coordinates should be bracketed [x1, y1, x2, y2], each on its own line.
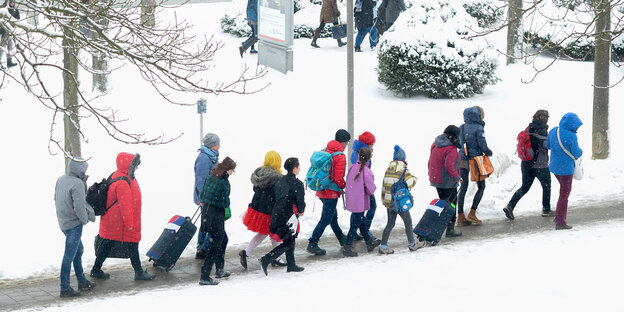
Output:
[355, 0, 376, 30]
[527, 121, 549, 169]
[269, 173, 306, 239]
[249, 166, 282, 215]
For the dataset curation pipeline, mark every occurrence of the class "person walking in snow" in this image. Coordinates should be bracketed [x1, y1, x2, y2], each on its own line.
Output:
[374, 0, 405, 35]
[199, 157, 237, 285]
[310, 0, 346, 48]
[349, 131, 381, 249]
[306, 129, 349, 255]
[55, 158, 97, 297]
[546, 113, 582, 230]
[503, 110, 553, 220]
[194, 133, 220, 259]
[343, 147, 377, 257]
[260, 157, 306, 275]
[91, 153, 155, 282]
[239, 0, 258, 56]
[0, 0, 19, 68]
[428, 126, 463, 237]
[354, 0, 377, 52]
[457, 106, 493, 226]
[239, 151, 285, 269]
[378, 145, 423, 254]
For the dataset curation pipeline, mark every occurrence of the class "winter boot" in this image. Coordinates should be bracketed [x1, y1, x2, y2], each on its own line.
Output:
[6, 57, 17, 68]
[195, 249, 207, 259]
[239, 37, 259, 57]
[215, 268, 231, 278]
[354, 47, 362, 52]
[287, 264, 305, 272]
[259, 256, 270, 276]
[60, 287, 81, 298]
[503, 205, 515, 220]
[466, 209, 482, 225]
[457, 213, 471, 226]
[342, 244, 358, 257]
[378, 246, 394, 254]
[306, 242, 326, 255]
[199, 276, 219, 286]
[542, 208, 555, 217]
[239, 250, 248, 269]
[134, 270, 155, 281]
[408, 240, 425, 251]
[271, 259, 287, 267]
[365, 238, 381, 252]
[337, 39, 346, 47]
[78, 280, 96, 291]
[310, 28, 321, 48]
[90, 269, 110, 279]
[445, 223, 462, 237]
[555, 224, 573, 230]
[338, 235, 346, 247]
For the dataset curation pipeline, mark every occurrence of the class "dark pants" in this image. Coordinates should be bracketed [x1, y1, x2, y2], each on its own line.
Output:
[436, 187, 458, 225]
[381, 208, 414, 246]
[555, 174, 573, 226]
[458, 167, 486, 213]
[201, 215, 228, 278]
[508, 163, 551, 210]
[360, 194, 377, 238]
[263, 236, 296, 267]
[346, 212, 371, 245]
[309, 198, 344, 244]
[93, 239, 143, 273]
[60, 225, 87, 291]
[242, 23, 258, 51]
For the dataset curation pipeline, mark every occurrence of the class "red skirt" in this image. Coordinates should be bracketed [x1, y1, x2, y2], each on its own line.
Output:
[242, 206, 272, 235]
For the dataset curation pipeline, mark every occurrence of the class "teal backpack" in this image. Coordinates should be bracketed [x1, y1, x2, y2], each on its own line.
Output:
[306, 150, 344, 191]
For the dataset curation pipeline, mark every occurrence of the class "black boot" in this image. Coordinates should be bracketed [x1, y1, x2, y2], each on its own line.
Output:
[6, 57, 17, 68]
[199, 275, 219, 285]
[134, 270, 155, 281]
[239, 37, 259, 57]
[306, 242, 326, 255]
[365, 238, 381, 252]
[90, 269, 110, 279]
[445, 223, 462, 237]
[215, 268, 231, 278]
[337, 39, 346, 47]
[503, 205, 515, 220]
[310, 28, 321, 48]
[238, 250, 248, 269]
[342, 244, 358, 257]
[287, 264, 304, 272]
[60, 287, 81, 298]
[259, 256, 270, 276]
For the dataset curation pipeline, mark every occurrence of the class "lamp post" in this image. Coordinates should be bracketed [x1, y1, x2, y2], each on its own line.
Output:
[197, 99, 207, 148]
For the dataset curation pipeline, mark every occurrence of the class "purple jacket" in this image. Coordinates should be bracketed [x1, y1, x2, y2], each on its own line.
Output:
[345, 161, 376, 213]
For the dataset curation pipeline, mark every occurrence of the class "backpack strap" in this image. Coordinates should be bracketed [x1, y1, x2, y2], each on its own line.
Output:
[398, 168, 407, 182]
[105, 175, 132, 211]
[460, 124, 468, 158]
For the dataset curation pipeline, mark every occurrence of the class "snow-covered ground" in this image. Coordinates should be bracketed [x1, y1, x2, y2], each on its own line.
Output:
[21, 221, 624, 312]
[1, 1, 623, 283]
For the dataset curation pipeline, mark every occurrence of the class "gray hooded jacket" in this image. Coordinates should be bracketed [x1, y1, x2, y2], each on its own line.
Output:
[55, 160, 95, 230]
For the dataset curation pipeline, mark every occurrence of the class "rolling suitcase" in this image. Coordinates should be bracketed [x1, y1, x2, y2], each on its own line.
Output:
[413, 199, 455, 245]
[147, 207, 200, 271]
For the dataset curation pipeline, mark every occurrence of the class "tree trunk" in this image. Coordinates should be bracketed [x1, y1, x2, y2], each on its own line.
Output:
[592, 0, 610, 159]
[92, 15, 110, 93]
[63, 37, 82, 167]
[141, 0, 156, 28]
[506, 0, 523, 65]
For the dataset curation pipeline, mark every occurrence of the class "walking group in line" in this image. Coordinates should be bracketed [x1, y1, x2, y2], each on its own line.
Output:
[54, 106, 583, 295]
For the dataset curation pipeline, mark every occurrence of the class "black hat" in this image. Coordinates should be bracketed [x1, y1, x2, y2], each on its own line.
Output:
[284, 157, 299, 173]
[443, 125, 460, 138]
[335, 129, 351, 143]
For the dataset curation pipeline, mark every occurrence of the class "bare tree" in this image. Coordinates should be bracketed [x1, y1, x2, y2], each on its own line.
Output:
[0, 0, 267, 158]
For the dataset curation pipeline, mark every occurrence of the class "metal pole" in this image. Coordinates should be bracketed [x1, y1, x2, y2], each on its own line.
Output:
[199, 114, 204, 148]
[346, 0, 354, 161]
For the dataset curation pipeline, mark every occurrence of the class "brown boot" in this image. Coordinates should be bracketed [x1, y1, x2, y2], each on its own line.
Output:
[311, 28, 321, 48]
[466, 209, 482, 225]
[457, 213, 471, 226]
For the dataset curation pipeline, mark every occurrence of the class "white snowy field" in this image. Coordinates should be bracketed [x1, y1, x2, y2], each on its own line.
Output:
[20, 221, 624, 312]
[1, 1, 623, 281]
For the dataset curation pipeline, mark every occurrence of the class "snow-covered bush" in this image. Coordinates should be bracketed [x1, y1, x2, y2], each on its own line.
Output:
[221, 12, 252, 37]
[462, 0, 504, 28]
[377, 0, 499, 99]
[523, 1, 624, 61]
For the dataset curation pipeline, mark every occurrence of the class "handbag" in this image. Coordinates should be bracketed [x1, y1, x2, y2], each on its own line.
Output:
[557, 128, 583, 180]
[331, 18, 347, 40]
[469, 155, 494, 181]
[224, 207, 231, 221]
[94, 235, 131, 259]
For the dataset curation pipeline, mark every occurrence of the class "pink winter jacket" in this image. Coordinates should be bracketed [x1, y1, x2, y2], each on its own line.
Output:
[345, 161, 376, 213]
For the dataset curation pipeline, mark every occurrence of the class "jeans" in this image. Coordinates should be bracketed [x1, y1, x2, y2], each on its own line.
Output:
[457, 167, 486, 213]
[508, 163, 551, 210]
[360, 194, 377, 238]
[309, 198, 344, 244]
[346, 212, 371, 245]
[555, 174, 573, 226]
[197, 231, 212, 252]
[355, 26, 378, 48]
[60, 225, 87, 291]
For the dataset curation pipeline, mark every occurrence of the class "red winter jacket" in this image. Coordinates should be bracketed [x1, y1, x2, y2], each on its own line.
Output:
[428, 135, 461, 189]
[99, 153, 142, 243]
[316, 140, 347, 199]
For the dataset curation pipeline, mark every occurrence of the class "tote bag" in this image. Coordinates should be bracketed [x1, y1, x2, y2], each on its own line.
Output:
[469, 155, 494, 181]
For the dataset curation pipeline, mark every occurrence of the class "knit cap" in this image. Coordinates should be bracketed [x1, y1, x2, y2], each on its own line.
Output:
[335, 129, 351, 143]
[393, 145, 406, 161]
[202, 133, 220, 148]
[358, 131, 376, 147]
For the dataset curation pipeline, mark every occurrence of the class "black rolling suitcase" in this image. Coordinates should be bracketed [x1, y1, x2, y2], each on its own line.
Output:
[413, 199, 455, 245]
[146, 207, 200, 271]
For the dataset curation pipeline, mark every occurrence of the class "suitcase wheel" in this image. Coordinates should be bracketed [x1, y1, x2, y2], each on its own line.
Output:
[165, 264, 175, 272]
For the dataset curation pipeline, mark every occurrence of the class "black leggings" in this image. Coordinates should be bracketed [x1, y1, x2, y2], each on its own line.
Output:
[201, 216, 229, 278]
[457, 167, 486, 213]
[508, 163, 551, 209]
[93, 239, 143, 273]
[437, 187, 458, 225]
[264, 236, 296, 266]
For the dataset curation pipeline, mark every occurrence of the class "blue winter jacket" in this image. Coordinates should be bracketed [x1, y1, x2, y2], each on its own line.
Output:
[194, 146, 219, 204]
[546, 113, 583, 176]
[350, 139, 372, 168]
[459, 106, 493, 160]
[246, 0, 258, 23]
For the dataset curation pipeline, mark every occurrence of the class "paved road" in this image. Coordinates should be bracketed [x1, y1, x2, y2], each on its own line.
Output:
[1, 199, 622, 311]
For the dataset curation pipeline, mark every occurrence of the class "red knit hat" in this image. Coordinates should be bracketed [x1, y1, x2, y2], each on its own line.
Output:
[358, 131, 376, 146]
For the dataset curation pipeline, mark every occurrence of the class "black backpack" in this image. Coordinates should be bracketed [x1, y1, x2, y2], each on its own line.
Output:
[86, 173, 131, 216]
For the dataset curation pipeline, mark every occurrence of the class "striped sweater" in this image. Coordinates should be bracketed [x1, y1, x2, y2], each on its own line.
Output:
[381, 160, 417, 209]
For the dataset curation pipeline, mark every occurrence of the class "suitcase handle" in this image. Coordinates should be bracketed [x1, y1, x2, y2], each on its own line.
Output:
[190, 205, 202, 224]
